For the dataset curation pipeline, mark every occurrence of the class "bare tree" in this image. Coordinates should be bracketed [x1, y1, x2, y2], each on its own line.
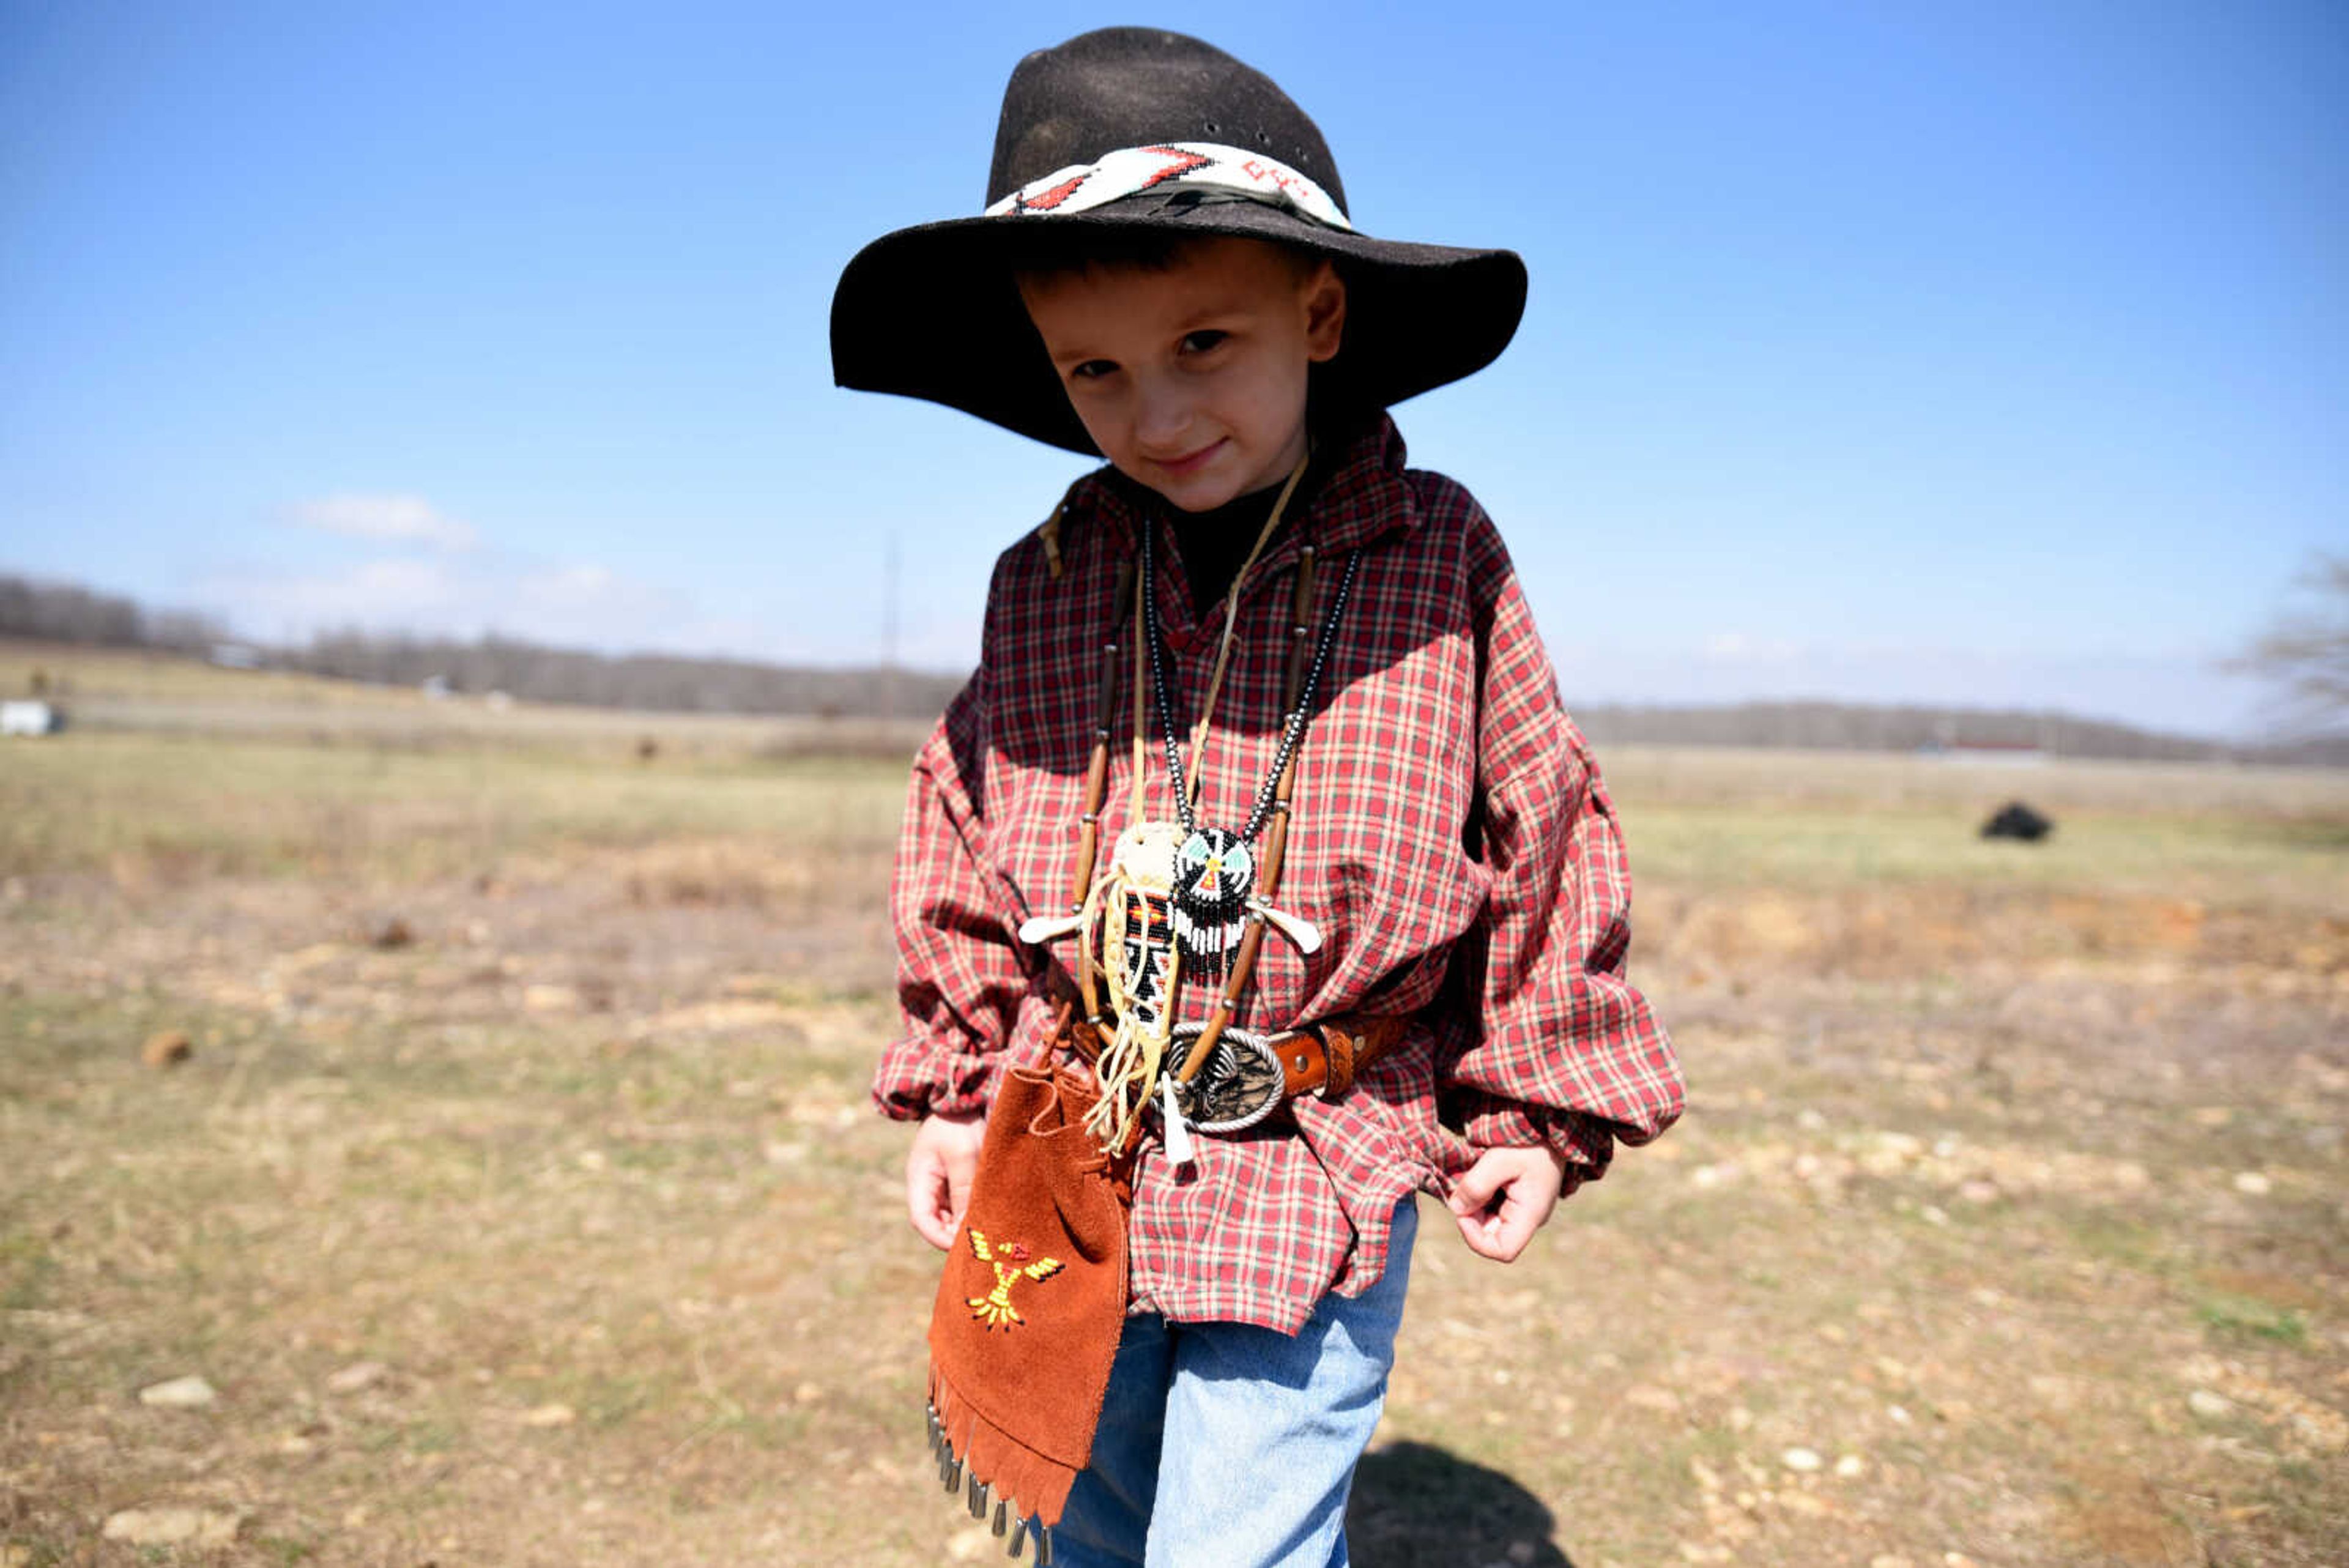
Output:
[2233, 552, 2349, 729]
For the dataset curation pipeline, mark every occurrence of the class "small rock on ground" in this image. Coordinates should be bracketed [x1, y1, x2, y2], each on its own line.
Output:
[102, 1507, 241, 1547]
[326, 1360, 387, 1394]
[138, 1374, 217, 1408]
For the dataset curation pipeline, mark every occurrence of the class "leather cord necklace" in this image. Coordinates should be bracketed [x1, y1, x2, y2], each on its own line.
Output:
[1021, 458, 1361, 1153]
[1138, 510, 1362, 1088]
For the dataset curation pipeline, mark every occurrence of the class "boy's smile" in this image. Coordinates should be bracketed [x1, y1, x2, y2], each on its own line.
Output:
[1017, 236, 1347, 513]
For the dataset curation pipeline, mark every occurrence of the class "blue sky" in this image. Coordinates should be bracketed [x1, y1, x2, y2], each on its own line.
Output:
[2, 1, 2340, 738]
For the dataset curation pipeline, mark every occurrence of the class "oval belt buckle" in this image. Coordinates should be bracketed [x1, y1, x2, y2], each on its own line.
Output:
[1165, 1022, 1288, 1134]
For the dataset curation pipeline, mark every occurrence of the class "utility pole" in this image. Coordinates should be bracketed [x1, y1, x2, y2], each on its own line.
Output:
[881, 531, 900, 720]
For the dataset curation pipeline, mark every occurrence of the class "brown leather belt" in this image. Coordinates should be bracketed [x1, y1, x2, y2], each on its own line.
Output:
[1055, 1005, 1408, 1105]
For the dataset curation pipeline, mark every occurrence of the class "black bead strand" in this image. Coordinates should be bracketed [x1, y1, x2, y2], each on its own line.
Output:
[1138, 524, 1360, 848]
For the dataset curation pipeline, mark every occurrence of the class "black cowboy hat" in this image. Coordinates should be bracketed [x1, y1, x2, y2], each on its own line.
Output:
[829, 27, 1528, 456]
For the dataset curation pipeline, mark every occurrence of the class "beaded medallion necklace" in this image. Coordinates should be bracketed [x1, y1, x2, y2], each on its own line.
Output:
[1140, 520, 1360, 984]
[1019, 455, 1362, 1157]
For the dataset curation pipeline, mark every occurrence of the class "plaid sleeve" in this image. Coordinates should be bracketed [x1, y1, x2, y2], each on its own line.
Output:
[872, 568, 1032, 1123]
[1436, 508, 1685, 1182]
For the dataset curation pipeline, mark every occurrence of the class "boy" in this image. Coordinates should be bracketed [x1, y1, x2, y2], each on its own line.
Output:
[832, 27, 1682, 1568]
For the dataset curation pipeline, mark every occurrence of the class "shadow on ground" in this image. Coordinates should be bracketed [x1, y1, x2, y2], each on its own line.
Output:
[1348, 1441, 1576, 1568]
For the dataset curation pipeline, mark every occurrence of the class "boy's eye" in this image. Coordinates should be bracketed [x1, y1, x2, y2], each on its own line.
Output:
[1068, 359, 1118, 381]
[1180, 330, 1229, 355]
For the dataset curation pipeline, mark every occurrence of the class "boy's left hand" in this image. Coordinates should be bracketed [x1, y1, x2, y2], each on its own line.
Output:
[1447, 1144, 1568, 1263]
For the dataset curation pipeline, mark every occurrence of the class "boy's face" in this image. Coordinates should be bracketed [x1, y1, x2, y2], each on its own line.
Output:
[1017, 236, 1346, 513]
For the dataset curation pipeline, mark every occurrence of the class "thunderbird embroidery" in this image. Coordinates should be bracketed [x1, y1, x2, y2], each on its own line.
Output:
[965, 1230, 1064, 1330]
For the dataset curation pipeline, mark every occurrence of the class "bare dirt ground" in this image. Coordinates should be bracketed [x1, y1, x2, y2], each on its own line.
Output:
[2, 695, 2345, 1566]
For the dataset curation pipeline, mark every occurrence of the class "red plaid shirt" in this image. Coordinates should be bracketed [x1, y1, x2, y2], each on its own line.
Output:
[875, 415, 1683, 1334]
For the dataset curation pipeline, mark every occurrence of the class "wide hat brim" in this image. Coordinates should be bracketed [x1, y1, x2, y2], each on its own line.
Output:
[830, 197, 1527, 456]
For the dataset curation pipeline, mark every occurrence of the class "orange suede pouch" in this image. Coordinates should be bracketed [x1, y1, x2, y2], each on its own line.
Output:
[927, 1060, 1132, 1530]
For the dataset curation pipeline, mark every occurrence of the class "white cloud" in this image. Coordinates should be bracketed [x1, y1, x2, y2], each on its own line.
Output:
[289, 494, 478, 552]
[197, 554, 702, 653]
[1698, 632, 1799, 664]
[207, 556, 461, 626]
[519, 564, 619, 604]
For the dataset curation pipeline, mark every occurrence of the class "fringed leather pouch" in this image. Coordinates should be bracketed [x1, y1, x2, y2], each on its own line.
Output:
[925, 1053, 1132, 1556]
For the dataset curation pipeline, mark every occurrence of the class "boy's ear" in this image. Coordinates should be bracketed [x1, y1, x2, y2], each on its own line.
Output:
[1302, 261, 1346, 363]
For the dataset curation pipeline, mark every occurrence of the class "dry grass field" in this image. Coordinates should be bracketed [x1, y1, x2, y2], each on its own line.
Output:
[2, 652, 2345, 1566]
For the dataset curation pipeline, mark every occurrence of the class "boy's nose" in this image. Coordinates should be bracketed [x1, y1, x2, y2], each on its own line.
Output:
[1130, 373, 1199, 451]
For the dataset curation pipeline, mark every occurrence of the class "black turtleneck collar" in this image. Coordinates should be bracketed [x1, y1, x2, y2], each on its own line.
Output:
[1107, 447, 1329, 618]
[1168, 470, 1306, 617]
[1092, 406, 1386, 614]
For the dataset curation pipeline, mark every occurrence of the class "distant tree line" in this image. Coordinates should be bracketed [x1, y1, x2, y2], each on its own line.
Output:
[4, 570, 2342, 762]
[282, 629, 964, 721]
[1568, 701, 2236, 762]
[1573, 703, 2347, 764]
[0, 574, 225, 653]
[0, 571, 962, 721]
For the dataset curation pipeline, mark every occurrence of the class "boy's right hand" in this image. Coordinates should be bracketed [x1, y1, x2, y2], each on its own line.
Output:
[905, 1110, 988, 1250]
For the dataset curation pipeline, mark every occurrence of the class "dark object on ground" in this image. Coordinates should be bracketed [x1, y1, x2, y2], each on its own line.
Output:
[367, 916, 414, 949]
[1981, 801, 2055, 842]
[142, 1029, 193, 1069]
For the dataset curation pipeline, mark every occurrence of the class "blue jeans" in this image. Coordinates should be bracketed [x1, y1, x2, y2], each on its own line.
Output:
[1054, 1198, 1417, 1568]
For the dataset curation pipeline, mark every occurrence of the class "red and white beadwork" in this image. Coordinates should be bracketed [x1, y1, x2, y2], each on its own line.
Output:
[983, 141, 1353, 232]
